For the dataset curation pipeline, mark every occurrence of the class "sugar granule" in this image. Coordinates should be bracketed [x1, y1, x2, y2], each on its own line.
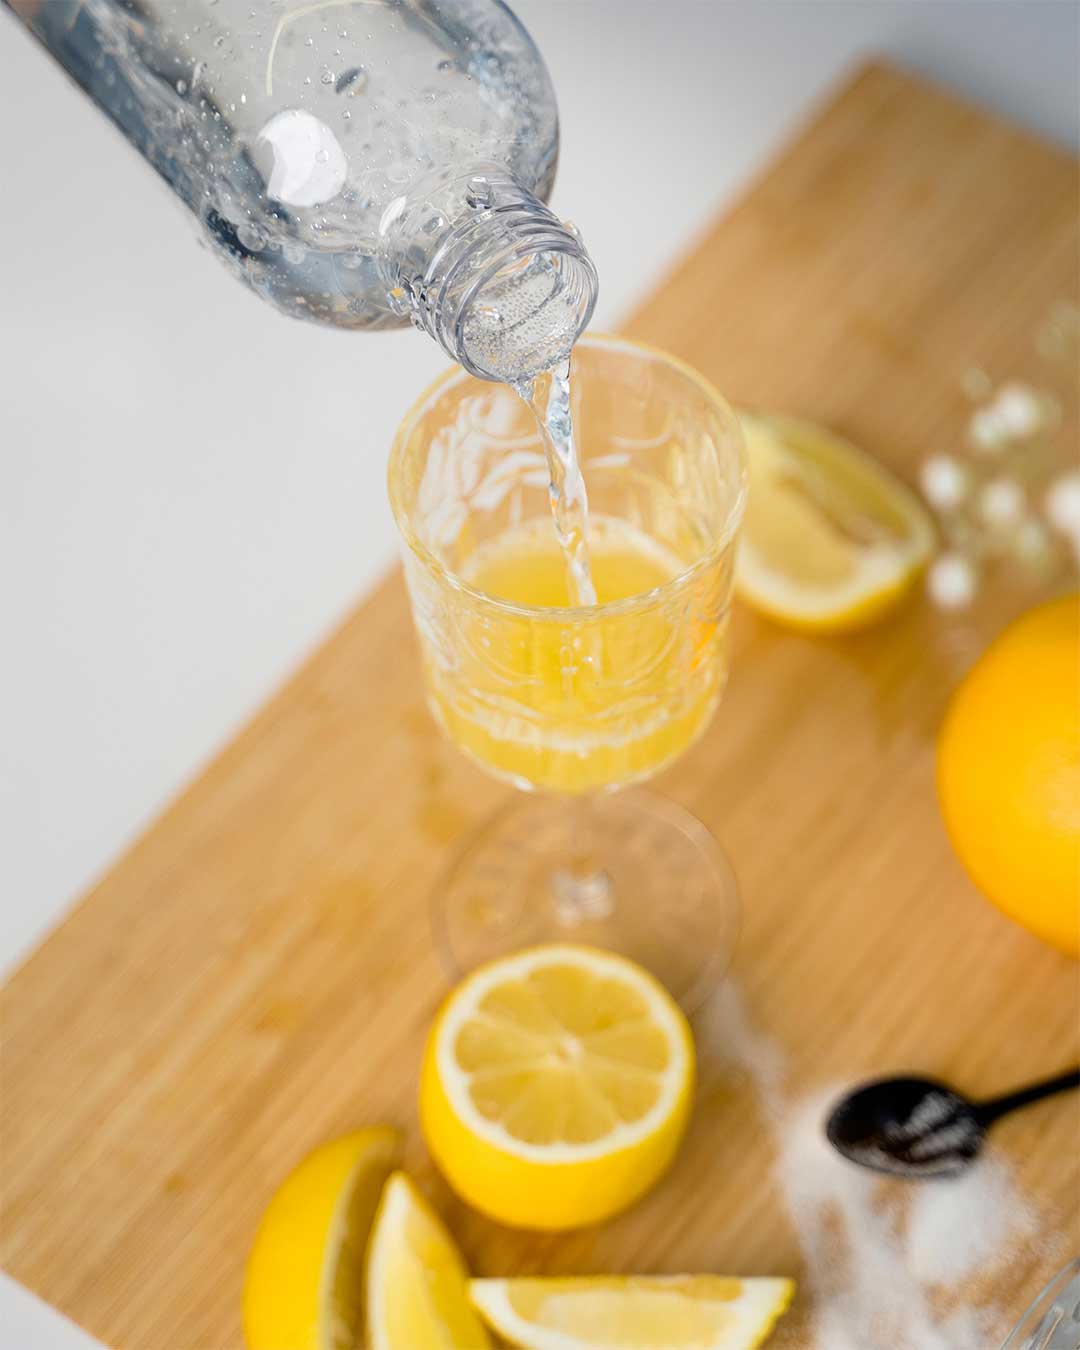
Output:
[906, 1155, 1037, 1285]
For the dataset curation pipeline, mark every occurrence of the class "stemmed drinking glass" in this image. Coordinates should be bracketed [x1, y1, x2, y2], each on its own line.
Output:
[1001, 1259, 1080, 1350]
[389, 333, 746, 1010]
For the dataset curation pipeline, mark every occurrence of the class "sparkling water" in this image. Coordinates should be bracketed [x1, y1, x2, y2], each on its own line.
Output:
[516, 360, 597, 607]
[11, 0, 567, 338]
[14, 0, 600, 583]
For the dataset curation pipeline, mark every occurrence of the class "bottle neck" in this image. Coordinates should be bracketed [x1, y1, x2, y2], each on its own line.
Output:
[379, 166, 598, 383]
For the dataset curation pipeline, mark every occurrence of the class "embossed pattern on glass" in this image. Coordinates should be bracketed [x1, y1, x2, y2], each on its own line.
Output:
[391, 336, 745, 794]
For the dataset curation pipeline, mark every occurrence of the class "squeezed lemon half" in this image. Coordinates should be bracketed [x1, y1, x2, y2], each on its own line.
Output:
[736, 412, 934, 631]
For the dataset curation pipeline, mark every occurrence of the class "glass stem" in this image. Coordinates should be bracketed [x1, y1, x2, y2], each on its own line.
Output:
[551, 795, 614, 923]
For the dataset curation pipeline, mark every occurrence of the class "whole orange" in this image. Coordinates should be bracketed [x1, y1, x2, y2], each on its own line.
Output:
[938, 593, 1079, 957]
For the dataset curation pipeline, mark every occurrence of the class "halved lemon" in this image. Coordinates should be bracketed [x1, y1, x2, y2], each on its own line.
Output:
[470, 1275, 796, 1349]
[365, 1171, 491, 1349]
[420, 944, 695, 1231]
[242, 1126, 401, 1350]
[736, 412, 934, 631]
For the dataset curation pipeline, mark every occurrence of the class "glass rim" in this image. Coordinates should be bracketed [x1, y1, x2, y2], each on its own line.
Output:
[387, 330, 748, 622]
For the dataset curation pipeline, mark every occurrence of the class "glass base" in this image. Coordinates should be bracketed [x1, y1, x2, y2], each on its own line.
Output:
[432, 789, 739, 1013]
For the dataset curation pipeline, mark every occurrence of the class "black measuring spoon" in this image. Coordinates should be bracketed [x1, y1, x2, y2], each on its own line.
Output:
[826, 1066, 1080, 1178]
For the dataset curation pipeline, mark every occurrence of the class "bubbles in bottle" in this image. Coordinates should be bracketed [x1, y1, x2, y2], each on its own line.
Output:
[47, 0, 576, 345]
[335, 66, 368, 95]
[236, 221, 266, 252]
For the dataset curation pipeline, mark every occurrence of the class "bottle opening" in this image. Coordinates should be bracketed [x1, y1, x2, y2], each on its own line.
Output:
[457, 242, 598, 383]
[387, 168, 598, 383]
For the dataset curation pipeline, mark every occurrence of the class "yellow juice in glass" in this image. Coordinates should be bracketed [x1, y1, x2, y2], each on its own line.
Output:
[421, 514, 730, 794]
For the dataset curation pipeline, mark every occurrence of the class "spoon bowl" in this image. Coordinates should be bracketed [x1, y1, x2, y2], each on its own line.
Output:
[826, 1075, 983, 1178]
[826, 1066, 1080, 1180]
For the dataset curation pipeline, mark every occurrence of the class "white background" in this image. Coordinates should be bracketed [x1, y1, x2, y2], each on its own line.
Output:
[1, 3, 1077, 1343]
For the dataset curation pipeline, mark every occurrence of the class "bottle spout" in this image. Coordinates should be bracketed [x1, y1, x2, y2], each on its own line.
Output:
[385, 168, 598, 383]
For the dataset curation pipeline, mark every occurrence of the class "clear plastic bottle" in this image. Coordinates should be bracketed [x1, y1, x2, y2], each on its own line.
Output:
[7, 0, 598, 380]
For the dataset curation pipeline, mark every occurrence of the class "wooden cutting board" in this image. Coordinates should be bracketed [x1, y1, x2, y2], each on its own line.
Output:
[3, 62, 1078, 1350]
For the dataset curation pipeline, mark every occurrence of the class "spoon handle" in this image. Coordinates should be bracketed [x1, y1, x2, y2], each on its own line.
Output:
[975, 1066, 1080, 1128]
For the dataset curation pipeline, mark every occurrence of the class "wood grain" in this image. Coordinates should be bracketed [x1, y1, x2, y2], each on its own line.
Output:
[3, 63, 1078, 1350]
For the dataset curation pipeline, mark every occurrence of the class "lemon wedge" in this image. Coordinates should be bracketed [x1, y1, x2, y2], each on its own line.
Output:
[470, 1275, 796, 1349]
[420, 943, 694, 1231]
[365, 1171, 491, 1349]
[242, 1126, 401, 1350]
[736, 412, 934, 631]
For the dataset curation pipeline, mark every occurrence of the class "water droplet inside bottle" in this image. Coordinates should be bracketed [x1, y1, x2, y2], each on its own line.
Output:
[342, 110, 351, 120]
[175, 78, 188, 94]
[436, 58, 456, 73]
[213, 34, 225, 48]
[335, 65, 367, 95]
[315, 148, 329, 163]
[304, 35, 314, 46]
[320, 70, 335, 85]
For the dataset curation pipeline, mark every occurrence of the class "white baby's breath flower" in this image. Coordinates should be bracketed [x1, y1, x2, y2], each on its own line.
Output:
[920, 456, 968, 511]
[927, 553, 978, 610]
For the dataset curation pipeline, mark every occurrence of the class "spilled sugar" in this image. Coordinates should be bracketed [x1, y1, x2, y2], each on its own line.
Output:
[775, 1092, 999, 1349]
[907, 1156, 1038, 1286]
[705, 984, 1050, 1349]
